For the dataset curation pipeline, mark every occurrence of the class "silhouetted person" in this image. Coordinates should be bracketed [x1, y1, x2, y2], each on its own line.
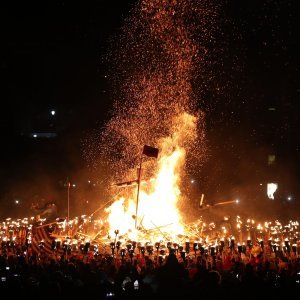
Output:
[156, 253, 188, 298]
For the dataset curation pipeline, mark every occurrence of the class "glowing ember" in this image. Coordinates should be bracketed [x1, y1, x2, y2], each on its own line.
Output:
[79, 0, 225, 238]
[82, 0, 219, 178]
[82, 0, 221, 240]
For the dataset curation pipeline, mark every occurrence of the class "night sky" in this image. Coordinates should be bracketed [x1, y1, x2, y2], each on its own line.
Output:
[1, 0, 300, 219]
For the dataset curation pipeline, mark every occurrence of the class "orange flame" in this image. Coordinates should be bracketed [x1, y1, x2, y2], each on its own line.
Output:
[105, 113, 197, 240]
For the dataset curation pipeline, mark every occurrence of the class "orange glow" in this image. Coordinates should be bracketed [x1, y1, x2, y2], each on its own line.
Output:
[105, 113, 198, 240]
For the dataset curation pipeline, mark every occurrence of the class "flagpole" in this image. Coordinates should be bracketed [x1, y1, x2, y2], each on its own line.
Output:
[135, 154, 143, 229]
[135, 145, 159, 230]
[67, 180, 71, 236]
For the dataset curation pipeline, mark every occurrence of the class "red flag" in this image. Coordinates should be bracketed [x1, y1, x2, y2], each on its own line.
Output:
[31, 225, 66, 257]
[31, 225, 54, 255]
[142, 145, 159, 158]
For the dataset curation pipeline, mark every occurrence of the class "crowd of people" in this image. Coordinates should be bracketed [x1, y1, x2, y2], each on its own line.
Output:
[1, 204, 300, 298]
[0, 239, 300, 299]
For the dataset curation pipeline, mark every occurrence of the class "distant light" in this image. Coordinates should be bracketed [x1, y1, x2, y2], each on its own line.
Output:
[15, 200, 19, 204]
[191, 179, 195, 184]
[287, 196, 292, 201]
[268, 107, 276, 111]
[267, 183, 278, 200]
[31, 132, 56, 138]
[88, 180, 91, 184]
[235, 199, 240, 204]
[51, 110, 55, 115]
[72, 184, 76, 187]
[259, 183, 263, 186]
[86, 200, 89, 204]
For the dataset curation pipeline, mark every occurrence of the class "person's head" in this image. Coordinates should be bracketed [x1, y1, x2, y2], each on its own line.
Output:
[166, 253, 178, 266]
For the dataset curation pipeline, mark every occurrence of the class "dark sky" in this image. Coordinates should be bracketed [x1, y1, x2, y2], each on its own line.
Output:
[0, 0, 300, 217]
[1, 1, 135, 129]
[1, 2, 135, 171]
[0, 1, 138, 216]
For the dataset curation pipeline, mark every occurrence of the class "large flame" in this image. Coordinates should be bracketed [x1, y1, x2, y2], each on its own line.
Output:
[105, 112, 197, 240]
[93, 0, 215, 241]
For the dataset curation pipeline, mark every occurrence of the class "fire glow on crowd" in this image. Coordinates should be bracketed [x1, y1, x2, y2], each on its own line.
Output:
[1, 215, 300, 259]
